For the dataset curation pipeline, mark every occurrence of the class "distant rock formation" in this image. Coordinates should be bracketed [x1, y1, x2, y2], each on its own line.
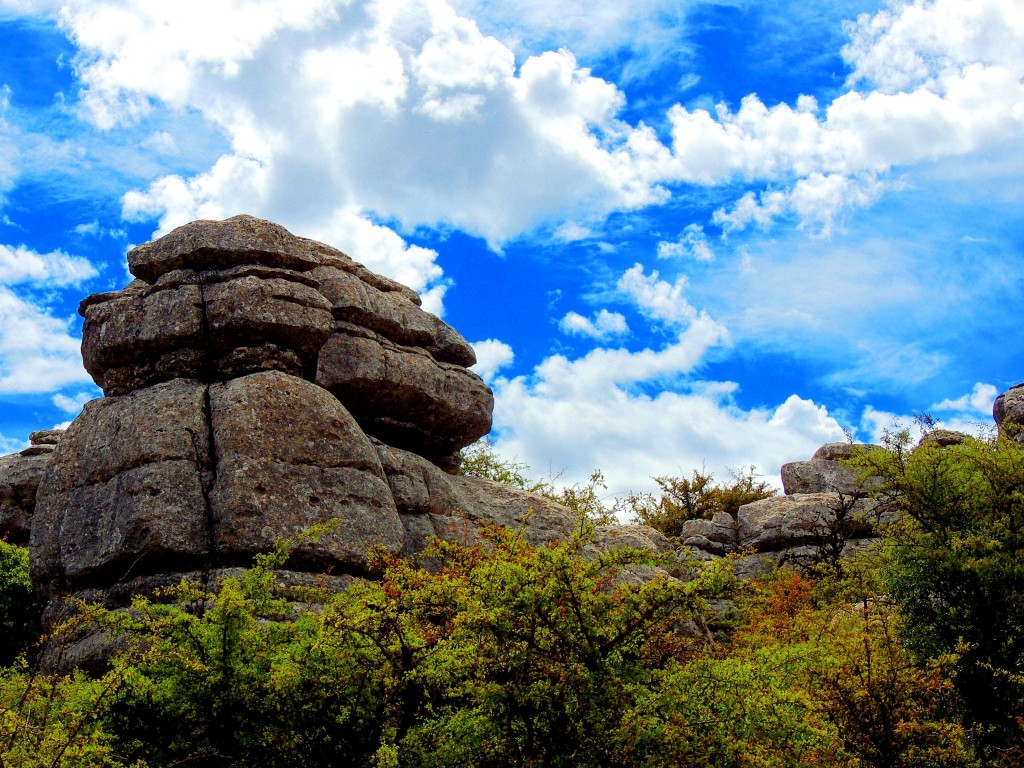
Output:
[0, 430, 63, 546]
[994, 383, 1024, 443]
[680, 442, 886, 578]
[24, 216, 669, 654]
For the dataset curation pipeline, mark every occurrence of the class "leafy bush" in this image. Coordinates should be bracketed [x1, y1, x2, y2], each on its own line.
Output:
[620, 466, 776, 539]
[0, 541, 40, 665]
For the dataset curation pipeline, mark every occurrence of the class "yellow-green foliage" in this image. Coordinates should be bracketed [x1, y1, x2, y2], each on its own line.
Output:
[859, 433, 1024, 763]
[7, 434, 1024, 766]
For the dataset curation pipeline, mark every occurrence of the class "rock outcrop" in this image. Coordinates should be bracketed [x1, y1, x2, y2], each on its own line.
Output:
[26, 216, 668, 655]
[681, 443, 885, 578]
[994, 383, 1024, 443]
[0, 430, 63, 546]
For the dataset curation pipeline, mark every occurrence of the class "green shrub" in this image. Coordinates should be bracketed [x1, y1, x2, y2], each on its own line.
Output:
[0, 541, 40, 665]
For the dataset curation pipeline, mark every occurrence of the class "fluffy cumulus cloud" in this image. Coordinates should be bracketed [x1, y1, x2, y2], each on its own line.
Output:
[0, 286, 93, 393]
[664, 0, 1024, 229]
[617, 264, 700, 327]
[52, 389, 96, 415]
[930, 382, 999, 416]
[559, 308, 628, 339]
[470, 337, 514, 382]
[0, 244, 98, 286]
[6, 0, 1019, 261]
[0, 241, 97, 395]
[492, 356, 847, 497]
[43, 0, 675, 275]
[657, 223, 714, 261]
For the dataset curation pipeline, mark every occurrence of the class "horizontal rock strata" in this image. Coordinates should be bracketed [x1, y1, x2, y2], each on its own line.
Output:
[31, 215, 677, 674]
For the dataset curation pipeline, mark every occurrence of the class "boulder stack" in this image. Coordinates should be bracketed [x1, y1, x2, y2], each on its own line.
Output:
[30, 216, 637, 626]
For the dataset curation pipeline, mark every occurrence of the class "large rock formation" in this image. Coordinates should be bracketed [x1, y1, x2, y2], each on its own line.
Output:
[31, 216, 666, 638]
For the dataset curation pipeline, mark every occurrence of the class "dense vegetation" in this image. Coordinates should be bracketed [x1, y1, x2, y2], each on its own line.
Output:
[2, 433, 1023, 766]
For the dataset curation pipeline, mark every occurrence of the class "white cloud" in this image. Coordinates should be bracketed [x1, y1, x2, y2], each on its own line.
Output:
[0, 286, 93, 393]
[617, 263, 699, 327]
[553, 221, 592, 242]
[10, 0, 1020, 255]
[491, 338, 847, 497]
[52, 390, 96, 414]
[0, 431, 26, 455]
[0, 243, 98, 286]
[930, 381, 998, 415]
[470, 338, 514, 382]
[713, 173, 888, 236]
[841, 0, 1024, 93]
[72, 219, 100, 236]
[559, 308, 628, 339]
[656, 223, 713, 261]
[37, 0, 671, 262]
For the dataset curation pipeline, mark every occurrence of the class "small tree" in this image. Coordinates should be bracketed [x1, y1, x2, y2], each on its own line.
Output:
[622, 466, 776, 539]
[863, 432, 1024, 764]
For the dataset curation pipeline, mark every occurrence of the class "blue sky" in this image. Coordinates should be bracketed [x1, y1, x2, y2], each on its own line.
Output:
[0, 0, 1022, 499]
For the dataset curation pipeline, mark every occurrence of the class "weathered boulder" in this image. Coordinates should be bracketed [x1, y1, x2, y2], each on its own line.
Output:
[81, 215, 492, 457]
[737, 493, 879, 553]
[29, 215, 684, 673]
[680, 512, 736, 556]
[30, 379, 212, 599]
[994, 383, 1024, 442]
[781, 443, 881, 496]
[0, 430, 63, 545]
[917, 429, 970, 449]
[80, 267, 334, 395]
[373, 440, 578, 552]
[30, 372, 408, 601]
[316, 329, 492, 464]
[208, 371, 403, 571]
[309, 262, 474, 367]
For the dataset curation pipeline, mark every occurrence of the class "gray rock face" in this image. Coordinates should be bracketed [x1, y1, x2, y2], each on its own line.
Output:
[34, 215, 679, 672]
[207, 371, 403, 571]
[781, 443, 881, 496]
[780, 460, 880, 497]
[80, 215, 492, 456]
[737, 493, 878, 552]
[680, 512, 736, 556]
[681, 441, 890, 575]
[316, 330, 493, 463]
[917, 429, 969, 448]
[994, 384, 1024, 443]
[0, 431, 63, 545]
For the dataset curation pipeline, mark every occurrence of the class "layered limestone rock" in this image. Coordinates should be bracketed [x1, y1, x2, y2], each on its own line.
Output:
[0, 430, 63, 545]
[30, 216, 668, 662]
